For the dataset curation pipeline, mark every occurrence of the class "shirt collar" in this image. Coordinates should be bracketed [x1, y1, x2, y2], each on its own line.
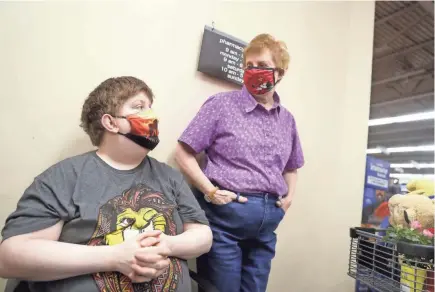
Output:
[241, 86, 281, 113]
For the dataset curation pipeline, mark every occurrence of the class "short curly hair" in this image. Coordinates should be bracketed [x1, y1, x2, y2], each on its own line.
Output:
[80, 76, 154, 146]
[243, 33, 290, 71]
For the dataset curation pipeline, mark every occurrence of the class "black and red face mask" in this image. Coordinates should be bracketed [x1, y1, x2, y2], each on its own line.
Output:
[243, 67, 279, 95]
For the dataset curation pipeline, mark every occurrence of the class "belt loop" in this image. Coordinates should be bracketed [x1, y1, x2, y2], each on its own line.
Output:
[265, 193, 269, 202]
[235, 192, 240, 202]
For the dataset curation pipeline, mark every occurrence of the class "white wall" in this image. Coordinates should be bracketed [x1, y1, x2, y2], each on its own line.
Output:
[0, 1, 375, 291]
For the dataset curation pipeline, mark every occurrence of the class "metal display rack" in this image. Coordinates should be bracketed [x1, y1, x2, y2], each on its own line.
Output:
[348, 228, 434, 292]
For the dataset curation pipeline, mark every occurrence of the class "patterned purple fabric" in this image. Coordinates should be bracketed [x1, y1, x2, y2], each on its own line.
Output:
[179, 86, 304, 196]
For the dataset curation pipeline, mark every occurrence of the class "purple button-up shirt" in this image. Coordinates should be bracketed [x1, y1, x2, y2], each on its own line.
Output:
[179, 86, 304, 196]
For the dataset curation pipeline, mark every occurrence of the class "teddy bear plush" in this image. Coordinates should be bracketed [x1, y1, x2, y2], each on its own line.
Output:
[386, 178, 434, 229]
[388, 193, 435, 229]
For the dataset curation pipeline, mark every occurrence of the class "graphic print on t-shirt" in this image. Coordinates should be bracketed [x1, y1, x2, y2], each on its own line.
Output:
[87, 184, 182, 292]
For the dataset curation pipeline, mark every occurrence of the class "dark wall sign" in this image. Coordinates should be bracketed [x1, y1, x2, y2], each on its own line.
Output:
[197, 25, 247, 86]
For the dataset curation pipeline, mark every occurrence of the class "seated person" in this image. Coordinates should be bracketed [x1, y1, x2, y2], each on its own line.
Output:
[0, 76, 212, 292]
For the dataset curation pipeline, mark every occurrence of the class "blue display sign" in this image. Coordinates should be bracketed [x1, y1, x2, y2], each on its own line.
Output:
[365, 156, 390, 190]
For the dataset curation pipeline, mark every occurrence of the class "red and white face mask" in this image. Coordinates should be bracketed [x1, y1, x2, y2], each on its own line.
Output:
[243, 67, 277, 95]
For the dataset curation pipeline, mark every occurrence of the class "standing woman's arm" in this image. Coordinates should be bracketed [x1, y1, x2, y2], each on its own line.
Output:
[282, 169, 298, 210]
[281, 116, 305, 211]
[175, 144, 216, 196]
[175, 96, 222, 196]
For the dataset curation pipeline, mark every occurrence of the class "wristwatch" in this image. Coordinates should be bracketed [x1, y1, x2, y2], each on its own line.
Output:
[205, 186, 219, 203]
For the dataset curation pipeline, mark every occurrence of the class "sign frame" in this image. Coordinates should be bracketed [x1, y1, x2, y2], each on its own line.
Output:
[197, 25, 248, 86]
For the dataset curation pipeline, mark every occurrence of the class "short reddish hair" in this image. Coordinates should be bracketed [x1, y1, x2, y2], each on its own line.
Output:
[243, 34, 290, 70]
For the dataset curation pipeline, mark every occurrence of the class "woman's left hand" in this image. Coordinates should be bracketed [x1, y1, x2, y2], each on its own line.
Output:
[210, 190, 248, 205]
[281, 199, 292, 213]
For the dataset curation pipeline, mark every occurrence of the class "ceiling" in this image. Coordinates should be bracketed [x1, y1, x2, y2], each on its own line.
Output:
[368, 1, 434, 183]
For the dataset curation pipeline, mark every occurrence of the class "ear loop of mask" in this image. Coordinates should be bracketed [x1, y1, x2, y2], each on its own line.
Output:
[275, 68, 284, 84]
[112, 115, 127, 134]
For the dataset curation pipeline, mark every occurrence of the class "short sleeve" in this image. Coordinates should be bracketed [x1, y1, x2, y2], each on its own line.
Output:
[1, 168, 76, 242]
[284, 117, 305, 171]
[174, 176, 209, 226]
[178, 95, 222, 154]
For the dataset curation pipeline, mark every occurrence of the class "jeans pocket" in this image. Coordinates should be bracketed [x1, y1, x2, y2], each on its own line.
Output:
[210, 201, 234, 214]
[212, 201, 233, 207]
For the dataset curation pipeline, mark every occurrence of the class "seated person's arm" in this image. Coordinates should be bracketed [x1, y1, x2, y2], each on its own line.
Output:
[161, 223, 212, 260]
[0, 221, 118, 281]
[0, 175, 166, 282]
[150, 174, 212, 260]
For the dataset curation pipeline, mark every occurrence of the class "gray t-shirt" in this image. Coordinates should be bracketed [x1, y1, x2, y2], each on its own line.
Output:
[2, 151, 208, 292]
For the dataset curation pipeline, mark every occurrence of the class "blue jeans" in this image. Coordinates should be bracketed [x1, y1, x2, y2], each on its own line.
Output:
[194, 189, 285, 292]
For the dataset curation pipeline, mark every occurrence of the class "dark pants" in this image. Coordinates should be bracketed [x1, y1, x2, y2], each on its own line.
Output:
[194, 189, 285, 292]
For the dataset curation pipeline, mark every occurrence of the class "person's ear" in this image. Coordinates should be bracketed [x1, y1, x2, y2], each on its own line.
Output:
[275, 68, 286, 83]
[101, 114, 119, 133]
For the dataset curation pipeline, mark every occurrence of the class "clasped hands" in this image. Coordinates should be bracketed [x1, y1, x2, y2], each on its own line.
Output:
[113, 230, 172, 283]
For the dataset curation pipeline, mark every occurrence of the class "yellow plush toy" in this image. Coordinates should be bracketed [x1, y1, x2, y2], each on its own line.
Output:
[406, 179, 434, 197]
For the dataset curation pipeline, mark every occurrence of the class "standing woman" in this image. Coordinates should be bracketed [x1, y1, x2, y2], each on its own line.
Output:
[175, 34, 304, 292]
